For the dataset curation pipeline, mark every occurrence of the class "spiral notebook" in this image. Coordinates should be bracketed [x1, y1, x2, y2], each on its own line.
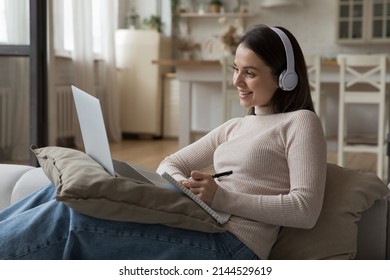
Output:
[162, 172, 231, 224]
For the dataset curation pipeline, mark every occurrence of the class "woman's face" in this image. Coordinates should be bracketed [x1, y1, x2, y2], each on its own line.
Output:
[232, 44, 279, 109]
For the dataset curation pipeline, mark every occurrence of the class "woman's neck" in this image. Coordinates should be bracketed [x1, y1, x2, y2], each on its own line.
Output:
[254, 106, 273, 116]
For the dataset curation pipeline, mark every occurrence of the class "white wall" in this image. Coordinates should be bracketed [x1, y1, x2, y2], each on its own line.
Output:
[119, 0, 390, 59]
[248, 0, 390, 57]
[249, 0, 340, 58]
[171, 0, 390, 59]
[118, 0, 172, 36]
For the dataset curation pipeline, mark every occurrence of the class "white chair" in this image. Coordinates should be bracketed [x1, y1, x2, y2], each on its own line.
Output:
[306, 55, 326, 134]
[337, 54, 388, 180]
[220, 55, 245, 121]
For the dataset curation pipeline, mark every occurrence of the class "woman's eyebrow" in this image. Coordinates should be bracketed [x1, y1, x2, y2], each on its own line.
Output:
[233, 63, 259, 71]
[244, 66, 258, 71]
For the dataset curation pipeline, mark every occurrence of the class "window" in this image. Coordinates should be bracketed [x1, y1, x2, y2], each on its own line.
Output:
[92, 0, 102, 54]
[338, 0, 390, 43]
[63, 0, 73, 52]
[338, 0, 364, 40]
[371, 0, 390, 39]
[0, 0, 7, 43]
[0, 0, 47, 165]
[0, 0, 29, 45]
[53, 0, 103, 56]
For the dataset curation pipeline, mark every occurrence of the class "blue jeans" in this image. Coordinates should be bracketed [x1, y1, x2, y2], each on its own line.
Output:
[0, 184, 259, 260]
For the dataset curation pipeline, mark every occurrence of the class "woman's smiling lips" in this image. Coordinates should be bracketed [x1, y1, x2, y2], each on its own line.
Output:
[239, 90, 253, 98]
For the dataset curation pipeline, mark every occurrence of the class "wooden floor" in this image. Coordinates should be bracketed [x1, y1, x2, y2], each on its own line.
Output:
[110, 138, 179, 171]
[110, 138, 379, 177]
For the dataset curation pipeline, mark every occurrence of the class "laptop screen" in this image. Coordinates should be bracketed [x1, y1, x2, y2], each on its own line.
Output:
[71, 85, 116, 176]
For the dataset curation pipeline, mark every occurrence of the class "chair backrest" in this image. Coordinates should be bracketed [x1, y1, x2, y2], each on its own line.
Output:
[305, 55, 321, 114]
[336, 54, 388, 180]
[337, 54, 388, 102]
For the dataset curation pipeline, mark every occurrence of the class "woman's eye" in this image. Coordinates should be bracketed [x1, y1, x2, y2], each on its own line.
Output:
[245, 71, 254, 77]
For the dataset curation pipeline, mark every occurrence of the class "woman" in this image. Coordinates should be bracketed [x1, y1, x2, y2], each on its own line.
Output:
[0, 24, 326, 260]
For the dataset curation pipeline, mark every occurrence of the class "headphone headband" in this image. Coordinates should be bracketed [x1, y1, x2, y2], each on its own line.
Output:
[271, 27, 298, 91]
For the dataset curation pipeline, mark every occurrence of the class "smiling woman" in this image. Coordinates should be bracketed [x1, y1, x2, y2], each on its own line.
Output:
[237, 25, 313, 115]
[0, 24, 327, 261]
[232, 45, 279, 109]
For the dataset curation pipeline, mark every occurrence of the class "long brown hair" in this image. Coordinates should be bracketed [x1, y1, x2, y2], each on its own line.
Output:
[238, 24, 314, 114]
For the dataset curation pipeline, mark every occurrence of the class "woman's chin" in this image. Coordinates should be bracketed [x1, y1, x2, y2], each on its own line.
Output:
[239, 100, 252, 109]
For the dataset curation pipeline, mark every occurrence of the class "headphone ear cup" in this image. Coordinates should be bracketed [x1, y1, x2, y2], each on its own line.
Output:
[279, 70, 298, 91]
[272, 27, 298, 91]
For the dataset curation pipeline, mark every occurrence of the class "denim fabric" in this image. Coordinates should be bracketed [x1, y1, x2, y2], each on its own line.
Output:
[0, 184, 259, 260]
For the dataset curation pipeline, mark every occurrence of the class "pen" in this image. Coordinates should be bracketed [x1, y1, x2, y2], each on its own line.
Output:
[212, 170, 233, 178]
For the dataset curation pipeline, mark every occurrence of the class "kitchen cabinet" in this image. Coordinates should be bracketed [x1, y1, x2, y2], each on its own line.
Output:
[337, 0, 390, 43]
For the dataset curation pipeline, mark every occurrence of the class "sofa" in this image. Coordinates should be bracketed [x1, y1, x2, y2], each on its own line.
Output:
[1, 160, 390, 260]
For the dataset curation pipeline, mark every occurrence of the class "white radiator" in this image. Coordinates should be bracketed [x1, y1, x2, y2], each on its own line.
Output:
[56, 86, 75, 139]
[0, 88, 11, 149]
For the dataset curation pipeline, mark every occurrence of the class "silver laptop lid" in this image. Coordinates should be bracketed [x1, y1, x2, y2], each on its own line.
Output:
[71, 85, 115, 176]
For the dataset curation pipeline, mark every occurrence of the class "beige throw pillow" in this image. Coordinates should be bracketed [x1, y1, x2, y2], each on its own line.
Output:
[31, 145, 225, 233]
[269, 163, 389, 259]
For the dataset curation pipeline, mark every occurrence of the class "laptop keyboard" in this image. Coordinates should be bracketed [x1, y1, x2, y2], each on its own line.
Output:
[112, 159, 153, 184]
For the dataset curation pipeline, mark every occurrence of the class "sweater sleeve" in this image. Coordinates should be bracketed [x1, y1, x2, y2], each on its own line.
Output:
[156, 118, 242, 181]
[211, 111, 327, 229]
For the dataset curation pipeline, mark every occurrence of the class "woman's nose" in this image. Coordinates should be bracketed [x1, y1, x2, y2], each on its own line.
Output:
[233, 72, 243, 87]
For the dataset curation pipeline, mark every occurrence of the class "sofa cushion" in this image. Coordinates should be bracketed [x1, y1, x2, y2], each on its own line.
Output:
[31, 145, 225, 233]
[0, 164, 36, 210]
[269, 163, 390, 260]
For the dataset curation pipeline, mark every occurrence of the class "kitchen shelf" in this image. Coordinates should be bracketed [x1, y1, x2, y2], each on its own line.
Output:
[179, 12, 257, 18]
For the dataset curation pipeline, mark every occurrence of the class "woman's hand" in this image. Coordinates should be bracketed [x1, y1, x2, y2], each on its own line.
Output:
[180, 170, 219, 206]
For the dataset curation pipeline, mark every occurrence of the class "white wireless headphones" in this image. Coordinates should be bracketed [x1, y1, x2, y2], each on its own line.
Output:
[271, 27, 298, 91]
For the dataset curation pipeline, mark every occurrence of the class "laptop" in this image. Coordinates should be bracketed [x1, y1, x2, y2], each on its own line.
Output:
[71, 85, 230, 224]
[71, 85, 174, 190]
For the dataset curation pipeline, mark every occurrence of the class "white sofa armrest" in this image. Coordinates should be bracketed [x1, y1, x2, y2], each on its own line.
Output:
[11, 167, 51, 205]
[0, 164, 50, 210]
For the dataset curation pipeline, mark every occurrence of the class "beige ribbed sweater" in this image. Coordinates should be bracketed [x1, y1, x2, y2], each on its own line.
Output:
[156, 108, 327, 259]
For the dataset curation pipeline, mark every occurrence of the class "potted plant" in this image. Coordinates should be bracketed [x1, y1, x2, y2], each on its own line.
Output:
[210, 0, 222, 13]
[175, 37, 200, 59]
[143, 15, 164, 33]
